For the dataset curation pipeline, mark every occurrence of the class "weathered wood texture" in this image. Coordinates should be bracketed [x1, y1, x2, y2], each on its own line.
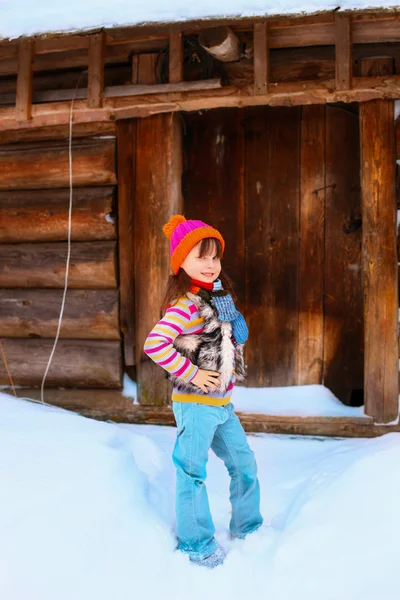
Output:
[7, 387, 400, 438]
[253, 22, 269, 94]
[298, 105, 325, 385]
[4, 72, 400, 133]
[0, 289, 120, 339]
[0, 186, 116, 242]
[0, 121, 117, 144]
[169, 32, 183, 83]
[360, 100, 398, 422]
[0, 339, 122, 387]
[183, 104, 363, 403]
[0, 138, 116, 189]
[182, 108, 246, 309]
[244, 106, 300, 387]
[1, 14, 400, 64]
[117, 120, 136, 366]
[88, 32, 105, 108]
[0, 127, 123, 393]
[358, 56, 398, 423]
[3, 42, 400, 103]
[132, 52, 183, 404]
[0, 242, 117, 288]
[335, 15, 352, 91]
[135, 112, 183, 405]
[15, 39, 34, 121]
[324, 105, 363, 404]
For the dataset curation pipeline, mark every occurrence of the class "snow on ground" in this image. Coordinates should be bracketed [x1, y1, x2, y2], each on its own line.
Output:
[0, 0, 399, 41]
[1, 389, 399, 600]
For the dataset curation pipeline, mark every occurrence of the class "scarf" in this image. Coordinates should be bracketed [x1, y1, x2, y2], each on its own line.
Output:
[189, 277, 248, 343]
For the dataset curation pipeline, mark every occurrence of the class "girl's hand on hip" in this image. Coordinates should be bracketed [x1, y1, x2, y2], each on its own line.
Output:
[191, 369, 221, 393]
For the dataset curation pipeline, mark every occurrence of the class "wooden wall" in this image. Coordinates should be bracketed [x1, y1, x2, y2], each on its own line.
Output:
[0, 126, 123, 388]
[183, 104, 363, 405]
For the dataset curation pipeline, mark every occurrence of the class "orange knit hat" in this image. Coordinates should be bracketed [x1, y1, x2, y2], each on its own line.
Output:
[162, 214, 225, 275]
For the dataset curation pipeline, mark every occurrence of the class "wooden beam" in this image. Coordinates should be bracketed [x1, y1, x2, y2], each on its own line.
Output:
[4, 14, 400, 66]
[359, 57, 398, 424]
[117, 120, 136, 366]
[134, 54, 183, 404]
[105, 79, 221, 97]
[298, 105, 325, 385]
[0, 137, 116, 189]
[135, 112, 183, 405]
[0, 242, 118, 289]
[169, 32, 183, 83]
[88, 32, 105, 108]
[0, 289, 120, 339]
[15, 39, 35, 121]
[6, 78, 223, 104]
[0, 340, 122, 388]
[253, 21, 269, 95]
[7, 387, 400, 437]
[335, 15, 352, 90]
[0, 186, 116, 242]
[5, 75, 400, 132]
[356, 55, 394, 77]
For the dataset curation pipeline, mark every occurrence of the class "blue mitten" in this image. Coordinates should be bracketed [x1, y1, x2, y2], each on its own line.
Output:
[211, 293, 239, 322]
[232, 312, 248, 344]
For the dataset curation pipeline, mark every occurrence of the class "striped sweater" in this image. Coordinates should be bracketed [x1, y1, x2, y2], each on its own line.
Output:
[143, 295, 235, 406]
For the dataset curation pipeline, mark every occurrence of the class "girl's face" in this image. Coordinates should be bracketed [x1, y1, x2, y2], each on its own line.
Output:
[181, 240, 222, 283]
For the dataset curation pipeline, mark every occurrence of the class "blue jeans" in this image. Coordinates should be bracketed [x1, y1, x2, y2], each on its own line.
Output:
[172, 401, 263, 561]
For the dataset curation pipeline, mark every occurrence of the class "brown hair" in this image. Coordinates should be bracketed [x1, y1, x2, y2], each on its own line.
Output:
[160, 237, 237, 316]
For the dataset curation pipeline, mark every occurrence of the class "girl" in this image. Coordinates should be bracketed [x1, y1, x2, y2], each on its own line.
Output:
[143, 214, 263, 569]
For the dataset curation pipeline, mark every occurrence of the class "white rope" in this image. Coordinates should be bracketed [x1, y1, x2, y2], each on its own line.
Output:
[39, 72, 85, 405]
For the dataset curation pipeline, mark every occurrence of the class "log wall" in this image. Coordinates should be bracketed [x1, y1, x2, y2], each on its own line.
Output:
[0, 131, 123, 389]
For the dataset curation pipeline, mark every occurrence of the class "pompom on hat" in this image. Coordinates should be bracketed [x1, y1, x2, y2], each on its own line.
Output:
[162, 214, 225, 275]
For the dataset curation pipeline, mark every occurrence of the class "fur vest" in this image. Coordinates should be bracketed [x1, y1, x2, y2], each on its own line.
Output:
[166, 291, 247, 396]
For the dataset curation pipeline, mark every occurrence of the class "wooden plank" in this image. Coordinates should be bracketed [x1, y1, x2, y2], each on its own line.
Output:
[356, 56, 394, 77]
[8, 387, 398, 438]
[253, 21, 269, 95]
[335, 15, 352, 91]
[324, 105, 363, 405]
[2, 15, 400, 85]
[5, 69, 400, 135]
[133, 48, 176, 397]
[88, 32, 104, 108]
[0, 138, 116, 189]
[0, 241, 117, 288]
[298, 105, 325, 385]
[137, 53, 158, 85]
[0, 186, 116, 243]
[269, 22, 334, 48]
[135, 110, 183, 405]
[169, 32, 183, 83]
[245, 106, 301, 386]
[360, 98, 398, 423]
[0, 289, 120, 339]
[117, 120, 136, 366]
[182, 108, 246, 307]
[0, 339, 122, 388]
[15, 39, 35, 121]
[4, 74, 400, 133]
[353, 17, 400, 44]
[0, 121, 116, 144]
[2, 14, 400, 57]
[104, 79, 222, 97]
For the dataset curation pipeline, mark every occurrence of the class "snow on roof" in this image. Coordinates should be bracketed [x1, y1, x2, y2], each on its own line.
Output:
[0, 0, 399, 42]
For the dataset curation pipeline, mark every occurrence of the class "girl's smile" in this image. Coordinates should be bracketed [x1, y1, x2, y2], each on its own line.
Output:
[180, 240, 222, 283]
